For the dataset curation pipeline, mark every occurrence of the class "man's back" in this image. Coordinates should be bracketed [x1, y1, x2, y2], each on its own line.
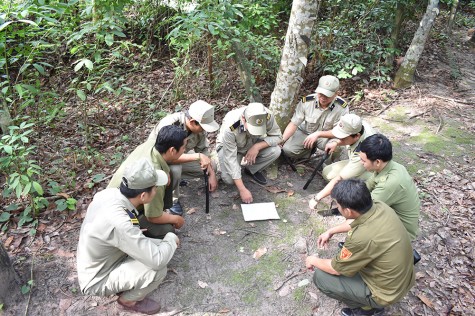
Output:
[332, 201, 415, 306]
[367, 160, 420, 240]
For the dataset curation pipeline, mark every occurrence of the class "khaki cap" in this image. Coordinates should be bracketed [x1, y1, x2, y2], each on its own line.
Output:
[244, 103, 267, 136]
[332, 114, 363, 139]
[188, 100, 219, 132]
[122, 159, 168, 190]
[315, 75, 340, 97]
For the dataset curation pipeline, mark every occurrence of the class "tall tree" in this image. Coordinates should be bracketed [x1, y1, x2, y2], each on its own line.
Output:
[269, 0, 319, 128]
[394, 0, 440, 88]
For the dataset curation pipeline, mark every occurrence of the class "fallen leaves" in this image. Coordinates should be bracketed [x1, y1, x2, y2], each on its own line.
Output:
[197, 281, 208, 288]
[253, 247, 267, 260]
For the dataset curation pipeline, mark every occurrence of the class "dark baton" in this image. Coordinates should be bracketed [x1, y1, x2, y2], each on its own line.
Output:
[303, 151, 329, 190]
[203, 169, 209, 213]
[281, 149, 297, 172]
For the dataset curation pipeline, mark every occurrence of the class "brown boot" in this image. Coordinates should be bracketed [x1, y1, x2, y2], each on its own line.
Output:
[118, 297, 161, 315]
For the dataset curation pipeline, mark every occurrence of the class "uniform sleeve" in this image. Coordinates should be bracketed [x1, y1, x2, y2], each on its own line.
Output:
[331, 233, 374, 277]
[144, 186, 165, 217]
[370, 176, 402, 208]
[262, 114, 283, 147]
[221, 130, 242, 180]
[116, 221, 178, 270]
[194, 133, 210, 156]
[339, 152, 367, 179]
[366, 173, 376, 191]
[148, 113, 178, 142]
[290, 101, 305, 127]
[332, 106, 349, 127]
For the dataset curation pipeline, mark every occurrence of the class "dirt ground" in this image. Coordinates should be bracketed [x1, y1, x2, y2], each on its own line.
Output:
[1, 18, 475, 316]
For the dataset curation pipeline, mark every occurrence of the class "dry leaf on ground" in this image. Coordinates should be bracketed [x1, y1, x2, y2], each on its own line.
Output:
[253, 247, 267, 260]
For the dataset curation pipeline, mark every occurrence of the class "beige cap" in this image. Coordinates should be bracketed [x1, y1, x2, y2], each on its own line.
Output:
[244, 103, 267, 136]
[188, 100, 219, 132]
[332, 114, 363, 139]
[122, 159, 168, 190]
[315, 75, 340, 97]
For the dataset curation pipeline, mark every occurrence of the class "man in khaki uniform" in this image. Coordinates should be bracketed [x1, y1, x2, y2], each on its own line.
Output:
[281, 75, 349, 158]
[306, 179, 415, 316]
[78, 159, 179, 314]
[147, 100, 219, 215]
[108, 125, 187, 239]
[216, 103, 282, 203]
[310, 114, 375, 204]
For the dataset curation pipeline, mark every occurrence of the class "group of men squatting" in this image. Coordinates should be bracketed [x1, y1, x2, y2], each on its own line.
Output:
[77, 75, 421, 316]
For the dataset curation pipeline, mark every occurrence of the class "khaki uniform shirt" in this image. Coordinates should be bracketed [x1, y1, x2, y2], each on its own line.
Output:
[339, 121, 375, 179]
[147, 112, 209, 155]
[77, 188, 178, 293]
[108, 140, 170, 218]
[291, 95, 349, 134]
[331, 201, 415, 306]
[216, 106, 282, 180]
[366, 160, 420, 240]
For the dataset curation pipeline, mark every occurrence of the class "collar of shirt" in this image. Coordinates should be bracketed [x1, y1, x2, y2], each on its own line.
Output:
[349, 202, 378, 229]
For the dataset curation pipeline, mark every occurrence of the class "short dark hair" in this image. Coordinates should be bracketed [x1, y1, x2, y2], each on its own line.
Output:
[119, 181, 154, 198]
[360, 134, 392, 162]
[154, 125, 187, 154]
[331, 179, 373, 214]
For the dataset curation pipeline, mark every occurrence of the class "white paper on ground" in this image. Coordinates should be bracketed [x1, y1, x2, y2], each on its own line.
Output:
[241, 202, 280, 221]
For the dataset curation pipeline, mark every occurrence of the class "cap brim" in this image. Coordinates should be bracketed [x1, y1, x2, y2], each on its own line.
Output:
[332, 127, 350, 139]
[200, 120, 219, 133]
[247, 124, 266, 136]
[316, 87, 336, 97]
[155, 170, 169, 186]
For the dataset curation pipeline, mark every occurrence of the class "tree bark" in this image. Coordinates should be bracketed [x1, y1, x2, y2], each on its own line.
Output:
[0, 243, 19, 305]
[0, 100, 12, 134]
[446, 0, 458, 35]
[394, 0, 439, 89]
[269, 0, 319, 128]
[230, 41, 262, 103]
[386, 3, 405, 66]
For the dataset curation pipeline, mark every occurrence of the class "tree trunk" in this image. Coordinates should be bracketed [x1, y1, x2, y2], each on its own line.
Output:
[230, 41, 262, 103]
[269, 0, 319, 128]
[394, 0, 439, 89]
[0, 100, 12, 134]
[0, 243, 19, 305]
[386, 3, 405, 66]
[446, 0, 458, 35]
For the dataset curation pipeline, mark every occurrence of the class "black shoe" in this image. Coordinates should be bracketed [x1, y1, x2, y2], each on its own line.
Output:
[169, 202, 184, 216]
[413, 249, 421, 265]
[317, 207, 340, 217]
[338, 242, 345, 249]
[245, 169, 267, 185]
[341, 307, 384, 316]
[179, 180, 188, 187]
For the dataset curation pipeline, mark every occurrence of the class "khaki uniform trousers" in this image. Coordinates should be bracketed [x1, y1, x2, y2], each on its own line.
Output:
[322, 160, 371, 181]
[313, 268, 385, 309]
[217, 146, 281, 185]
[282, 129, 330, 159]
[84, 240, 168, 302]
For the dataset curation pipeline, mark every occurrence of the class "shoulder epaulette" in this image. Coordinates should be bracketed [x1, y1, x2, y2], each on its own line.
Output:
[123, 208, 140, 227]
[229, 120, 240, 132]
[334, 97, 348, 108]
[301, 94, 315, 103]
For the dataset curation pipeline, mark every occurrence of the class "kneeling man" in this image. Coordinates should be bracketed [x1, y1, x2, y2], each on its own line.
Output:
[306, 179, 414, 316]
[77, 159, 180, 314]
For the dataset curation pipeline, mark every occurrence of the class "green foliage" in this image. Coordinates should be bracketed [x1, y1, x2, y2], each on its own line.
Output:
[21, 279, 34, 295]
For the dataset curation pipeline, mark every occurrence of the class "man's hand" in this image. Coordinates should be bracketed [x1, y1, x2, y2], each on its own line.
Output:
[244, 145, 260, 165]
[303, 132, 320, 149]
[325, 141, 339, 153]
[208, 172, 218, 192]
[315, 191, 324, 201]
[239, 187, 253, 203]
[317, 231, 333, 249]
[305, 255, 318, 270]
[199, 154, 211, 169]
[173, 215, 185, 229]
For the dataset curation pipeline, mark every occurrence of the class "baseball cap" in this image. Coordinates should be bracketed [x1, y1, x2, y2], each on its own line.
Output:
[332, 114, 363, 139]
[188, 100, 219, 133]
[244, 103, 268, 136]
[315, 75, 340, 97]
[122, 159, 168, 190]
